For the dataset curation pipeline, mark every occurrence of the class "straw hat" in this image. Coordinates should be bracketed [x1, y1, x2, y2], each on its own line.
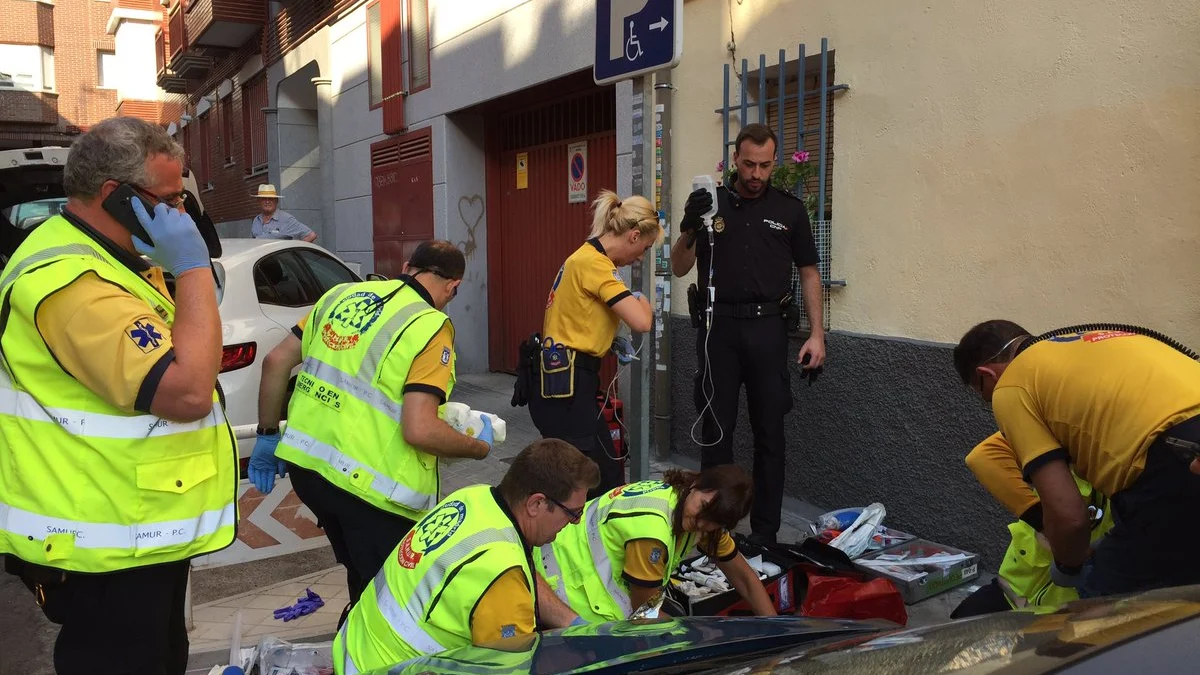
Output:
[252, 184, 282, 199]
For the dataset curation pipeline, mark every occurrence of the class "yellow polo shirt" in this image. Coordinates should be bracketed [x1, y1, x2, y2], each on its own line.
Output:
[993, 331, 1200, 496]
[542, 239, 632, 358]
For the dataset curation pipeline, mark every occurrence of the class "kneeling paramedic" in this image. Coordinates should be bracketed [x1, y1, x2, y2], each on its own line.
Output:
[536, 465, 776, 622]
[956, 320, 1200, 597]
[953, 432, 1113, 618]
[252, 240, 493, 620]
[334, 439, 600, 673]
[0, 117, 236, 674]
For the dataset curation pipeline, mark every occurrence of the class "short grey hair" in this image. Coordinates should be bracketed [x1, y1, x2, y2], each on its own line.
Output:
[63, 117, 185, 199]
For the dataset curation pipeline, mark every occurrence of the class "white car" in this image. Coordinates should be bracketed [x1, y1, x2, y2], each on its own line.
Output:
[0, 147, 377, 467]
[211, 238, 370, 463]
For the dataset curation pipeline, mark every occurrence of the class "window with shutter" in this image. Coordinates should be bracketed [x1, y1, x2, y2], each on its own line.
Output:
[221, 95, 234, 165]
[408, 0, 430, 92]
[367, 0, 405, 132]
[241, 74, 268, 173]
[366, 0, 383, 108]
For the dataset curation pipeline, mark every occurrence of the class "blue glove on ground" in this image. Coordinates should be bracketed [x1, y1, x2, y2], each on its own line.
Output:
[130, 198, 210, 276]
[476, 415, 495, 450]
[273, 588, 325, 622]
[611, 335, 637, 364]
[1050, 561, 1085, 589]
[248, 431, 286, 494]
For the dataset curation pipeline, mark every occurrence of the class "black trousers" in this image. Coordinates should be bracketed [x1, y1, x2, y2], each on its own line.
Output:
[694, 314, 792, 537]
[52, 560, 190, 675]
[1081, 414, 1200, 597]
[288, 464, 416, 615]
[528, 365, 626, 499]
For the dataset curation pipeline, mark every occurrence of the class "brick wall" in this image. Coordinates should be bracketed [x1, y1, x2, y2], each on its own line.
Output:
[0, 0, 124, 147]
[161, 35, 268, 225]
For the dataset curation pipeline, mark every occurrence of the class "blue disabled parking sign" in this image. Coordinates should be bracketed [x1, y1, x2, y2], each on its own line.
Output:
[594, 0, 683, 85]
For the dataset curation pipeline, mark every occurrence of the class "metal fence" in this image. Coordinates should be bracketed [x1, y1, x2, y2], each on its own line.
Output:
[716, 38, 847, 333]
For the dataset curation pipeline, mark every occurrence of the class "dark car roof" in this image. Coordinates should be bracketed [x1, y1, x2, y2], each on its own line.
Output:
[713, 585, 1200, 675]
[365, 615, 894, 675]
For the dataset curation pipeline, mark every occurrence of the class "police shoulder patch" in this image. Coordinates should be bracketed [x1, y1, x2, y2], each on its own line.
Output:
[126, 319, 166, 354]
[440, 346, 451, 366]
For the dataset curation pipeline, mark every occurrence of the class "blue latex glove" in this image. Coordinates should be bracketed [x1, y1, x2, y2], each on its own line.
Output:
[273, 588, 325, 622]
[130, 198, 210, 276]
[569, 616, 587, 627]
[248, 431, 285, 494]
[476, 415, 495, 450]
[611, 335, 637, 364]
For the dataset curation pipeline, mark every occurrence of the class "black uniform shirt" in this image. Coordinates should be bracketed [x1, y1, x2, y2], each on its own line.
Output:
[695, 185, 820, 303]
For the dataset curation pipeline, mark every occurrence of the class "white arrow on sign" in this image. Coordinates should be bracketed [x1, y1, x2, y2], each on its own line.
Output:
[650, 16, 669, 32]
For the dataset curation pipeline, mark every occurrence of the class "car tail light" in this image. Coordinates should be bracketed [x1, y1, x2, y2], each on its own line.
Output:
[221, 342, 257, 373]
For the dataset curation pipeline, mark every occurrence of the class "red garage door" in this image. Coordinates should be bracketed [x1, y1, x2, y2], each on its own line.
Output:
[487, 86, 617, 377]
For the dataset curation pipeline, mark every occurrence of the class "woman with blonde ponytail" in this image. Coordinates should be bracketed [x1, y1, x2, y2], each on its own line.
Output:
[531, 190, 663, 497]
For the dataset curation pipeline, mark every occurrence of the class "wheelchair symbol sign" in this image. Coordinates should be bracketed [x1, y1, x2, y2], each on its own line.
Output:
[625, 20, 643, 62]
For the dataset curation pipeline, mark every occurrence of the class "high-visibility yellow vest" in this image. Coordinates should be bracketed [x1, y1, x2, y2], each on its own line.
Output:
[998, 474, 1115, 609]
[535, 480, 696, 622]
[0, 215, 237, 573]
[275, 280, 455, 522]
[334, 485, 533, 675]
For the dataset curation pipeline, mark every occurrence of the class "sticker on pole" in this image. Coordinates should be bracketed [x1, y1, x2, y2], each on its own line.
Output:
[568, 142, 588, 204]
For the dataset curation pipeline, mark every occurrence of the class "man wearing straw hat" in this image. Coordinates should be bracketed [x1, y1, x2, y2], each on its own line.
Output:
[250, 183, 317, 242]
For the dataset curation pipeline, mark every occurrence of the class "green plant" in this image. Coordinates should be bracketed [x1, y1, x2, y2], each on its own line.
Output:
[718, 150, 819, 221]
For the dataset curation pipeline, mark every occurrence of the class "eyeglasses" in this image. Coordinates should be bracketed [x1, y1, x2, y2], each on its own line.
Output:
[410, 266, 461, 297]
[547, 496, 583, 524]
[130, 183, 187, 210]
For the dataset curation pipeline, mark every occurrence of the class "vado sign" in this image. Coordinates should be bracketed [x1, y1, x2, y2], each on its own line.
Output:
[568, 141, 588, 204]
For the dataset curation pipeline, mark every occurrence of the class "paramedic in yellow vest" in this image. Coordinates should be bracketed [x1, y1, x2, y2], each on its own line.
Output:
[334, 438, 600, 674]
[952, 432, 1113, 619]
[0, 117, 237, 675]
[536, 465, 776, 622]
[956, 320, 1200, 597]
[252, 241, 492, 620]
[531, 190, 662, 498]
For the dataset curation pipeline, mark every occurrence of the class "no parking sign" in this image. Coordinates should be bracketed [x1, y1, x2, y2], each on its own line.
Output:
[568, 141, 588, 203]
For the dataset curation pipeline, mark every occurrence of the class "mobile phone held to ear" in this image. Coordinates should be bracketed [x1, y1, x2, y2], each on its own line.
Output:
[101, 183, 155, 246]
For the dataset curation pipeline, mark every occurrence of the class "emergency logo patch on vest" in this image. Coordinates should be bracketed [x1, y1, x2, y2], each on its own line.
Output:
[441, 347, 451, 366]
[322, 291, 385, 351]
[127, 319, 165, 353]
[501, 624, 516, 639]
[608, 480, 668, 499]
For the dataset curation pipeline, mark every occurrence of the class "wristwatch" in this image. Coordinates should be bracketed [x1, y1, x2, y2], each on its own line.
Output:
[256, 425, 280, 436]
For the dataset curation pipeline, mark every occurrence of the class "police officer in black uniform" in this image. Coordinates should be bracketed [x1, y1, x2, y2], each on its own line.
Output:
[670, 123, 826, 545]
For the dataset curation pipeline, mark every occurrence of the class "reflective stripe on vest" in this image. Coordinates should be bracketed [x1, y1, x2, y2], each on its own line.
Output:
[539, 543, 571, 606]
[371, 566, 447, 657]
[0, 375, 226, 438]
[337, 623, 361, 675]
[280, 426, 435, 512]
[0, 499, 236, 551]
[298, 357, 403, 423]
[585, 499, 632, 617]
[0, 243, 106, 290]
[371, 526, 520, 656]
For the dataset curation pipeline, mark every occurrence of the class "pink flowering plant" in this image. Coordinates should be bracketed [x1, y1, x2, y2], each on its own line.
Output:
[718, 150, 818, 219]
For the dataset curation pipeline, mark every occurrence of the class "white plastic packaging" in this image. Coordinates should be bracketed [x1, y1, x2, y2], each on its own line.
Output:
[440, 402, 506, 445]
[691, 175, 719, 228]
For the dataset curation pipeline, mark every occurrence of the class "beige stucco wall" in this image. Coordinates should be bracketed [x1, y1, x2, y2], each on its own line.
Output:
[669, 0, 1200, 346]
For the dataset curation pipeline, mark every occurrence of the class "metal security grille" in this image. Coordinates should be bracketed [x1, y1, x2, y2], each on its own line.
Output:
[717, 39, 847, 334]
[497, 88, 616, 152]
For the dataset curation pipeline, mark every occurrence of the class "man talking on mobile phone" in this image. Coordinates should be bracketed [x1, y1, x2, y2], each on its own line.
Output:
[0, 116, 236, 675]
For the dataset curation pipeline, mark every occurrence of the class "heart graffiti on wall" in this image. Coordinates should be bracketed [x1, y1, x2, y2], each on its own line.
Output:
[457, 195, 483, 261]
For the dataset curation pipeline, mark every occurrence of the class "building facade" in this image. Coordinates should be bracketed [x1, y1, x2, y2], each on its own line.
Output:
[0, 0, 164, 148]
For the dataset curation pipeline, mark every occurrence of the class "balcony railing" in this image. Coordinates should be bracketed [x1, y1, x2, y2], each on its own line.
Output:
[185, 0, 266, 49]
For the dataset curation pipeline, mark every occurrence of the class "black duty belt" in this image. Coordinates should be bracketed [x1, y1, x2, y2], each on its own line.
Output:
[711, 301, 783, 319]
[573, 351, 603, 372]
